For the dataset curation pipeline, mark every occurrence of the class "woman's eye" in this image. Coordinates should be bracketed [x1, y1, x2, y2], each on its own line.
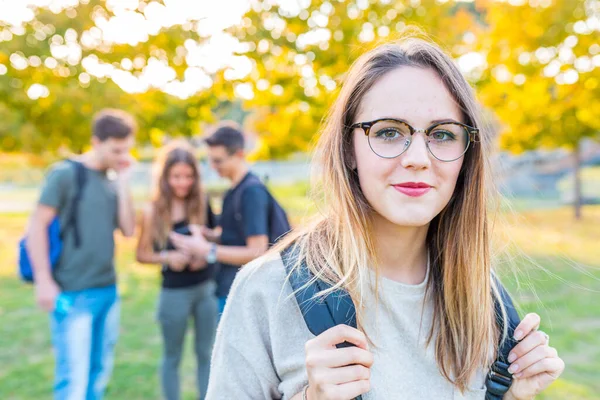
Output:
[431, 130, 455, 141]
[375, 129, 402, 139]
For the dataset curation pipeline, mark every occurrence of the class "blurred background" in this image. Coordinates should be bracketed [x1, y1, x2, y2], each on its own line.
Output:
[0, 0, 599, 399]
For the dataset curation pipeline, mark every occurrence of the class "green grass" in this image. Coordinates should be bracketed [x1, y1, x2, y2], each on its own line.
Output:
[1, 203, 599, 399]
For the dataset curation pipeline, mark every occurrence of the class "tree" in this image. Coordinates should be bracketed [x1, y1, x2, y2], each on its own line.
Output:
[0, 0, 232, 154]
[226, 0, 484, 158]
[476, 0, 600, 219]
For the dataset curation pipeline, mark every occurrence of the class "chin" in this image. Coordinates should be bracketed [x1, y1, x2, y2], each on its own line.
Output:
[174, 192, 190, 199]
[383, 209, 437, 228]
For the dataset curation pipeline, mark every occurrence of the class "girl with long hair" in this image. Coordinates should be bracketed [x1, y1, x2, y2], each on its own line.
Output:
[136, 141, 218, 400]
[194, 34, 564, 399]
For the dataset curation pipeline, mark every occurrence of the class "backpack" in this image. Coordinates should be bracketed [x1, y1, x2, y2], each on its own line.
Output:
[18, 160, 87, 283]
[281, 245, 520, 400]
[232, 174, 291, 246]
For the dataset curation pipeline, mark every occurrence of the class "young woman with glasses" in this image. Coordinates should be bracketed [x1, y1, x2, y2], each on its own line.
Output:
[205, 34, 564, 400]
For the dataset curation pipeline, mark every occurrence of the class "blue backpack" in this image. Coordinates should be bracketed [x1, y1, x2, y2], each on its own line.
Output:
[232, 174, 292, 246]
[18, 160, 87, 282]
[281, 245, 521, 400]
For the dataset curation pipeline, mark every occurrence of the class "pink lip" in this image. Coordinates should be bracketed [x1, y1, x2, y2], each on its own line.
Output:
[392, 182, 432, 197]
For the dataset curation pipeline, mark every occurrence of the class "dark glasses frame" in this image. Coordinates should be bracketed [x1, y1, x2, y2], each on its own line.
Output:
[350, 118, 480, 162]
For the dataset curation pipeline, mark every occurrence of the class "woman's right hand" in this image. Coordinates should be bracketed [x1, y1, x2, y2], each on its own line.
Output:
[304, 324, 373, 400]
[167, 251, 190, 271]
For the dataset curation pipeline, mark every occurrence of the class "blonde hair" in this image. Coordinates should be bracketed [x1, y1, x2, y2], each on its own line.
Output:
[275, 31, 508, 392]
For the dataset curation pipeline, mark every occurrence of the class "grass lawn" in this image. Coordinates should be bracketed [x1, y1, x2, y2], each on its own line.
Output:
[1, 202, 599, 399]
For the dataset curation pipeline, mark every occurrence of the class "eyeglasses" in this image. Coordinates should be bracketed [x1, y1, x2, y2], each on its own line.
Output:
[350, 118, 479, 162]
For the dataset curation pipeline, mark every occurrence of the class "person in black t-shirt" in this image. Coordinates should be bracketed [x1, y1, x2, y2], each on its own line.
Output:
[136, 141, 217, 400]
[169, 122, 270, 318]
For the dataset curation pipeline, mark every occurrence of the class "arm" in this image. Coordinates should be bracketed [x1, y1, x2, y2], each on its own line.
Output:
[212, 236, 268, 266]
[116, 172, 136, 237]
[136, 206, 166, 265]
[27, 204, 61, 312]
[170, 186, 269, 265]
[135, 206, 190, 270]
[27, 165, 68, 312]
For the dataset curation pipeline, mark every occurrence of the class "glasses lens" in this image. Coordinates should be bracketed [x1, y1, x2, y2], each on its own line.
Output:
[427, 123, 470, 161]
[367, 120, 412, 158]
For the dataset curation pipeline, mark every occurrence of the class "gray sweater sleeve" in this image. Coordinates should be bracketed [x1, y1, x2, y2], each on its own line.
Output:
[206, 254, 311, 400]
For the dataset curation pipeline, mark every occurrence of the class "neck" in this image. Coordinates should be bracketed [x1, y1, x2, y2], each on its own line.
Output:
[371, 213, 429, 285]
[230, 164, 249, 186]
[171, 197, 187, 220]
[82, 151, 106, 171]
[172, 197, 186, 207]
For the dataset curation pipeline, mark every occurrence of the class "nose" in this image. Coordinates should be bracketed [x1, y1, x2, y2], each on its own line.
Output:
[399, 132, 431, 170]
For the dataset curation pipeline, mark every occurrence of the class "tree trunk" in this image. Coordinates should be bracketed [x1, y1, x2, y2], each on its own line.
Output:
[574, 141, 583, 220]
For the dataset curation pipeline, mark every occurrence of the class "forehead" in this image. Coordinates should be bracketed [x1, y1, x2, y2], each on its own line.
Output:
[169, 161, 194, 172]
[207, 145, 229, 157]
[102, 136, 134, 148]
[356, 66, 463, 125]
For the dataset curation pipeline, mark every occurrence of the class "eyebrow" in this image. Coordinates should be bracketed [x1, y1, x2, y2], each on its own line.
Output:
[430, 118, 460, 124]
[377, 117, 462, 125]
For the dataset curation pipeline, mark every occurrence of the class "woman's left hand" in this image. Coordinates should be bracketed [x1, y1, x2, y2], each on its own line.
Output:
[189, 256, 208, 271]
[505, 313, 565, 400]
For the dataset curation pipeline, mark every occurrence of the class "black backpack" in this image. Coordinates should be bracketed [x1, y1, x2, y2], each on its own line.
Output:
[281, 245, 520, 400]
[232, 174, 292, 246]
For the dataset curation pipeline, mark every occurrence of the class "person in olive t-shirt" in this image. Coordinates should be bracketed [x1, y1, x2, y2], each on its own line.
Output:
[26, 109, 137, 400]
[169, 122, 270, 317]
[136, 142, 218, 400]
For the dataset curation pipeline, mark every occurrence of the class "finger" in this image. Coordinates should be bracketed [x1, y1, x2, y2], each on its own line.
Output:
[508, 344, 556, 375]
[309, 324, 368, 350]
[322, 364, 371, 385]
[170, 238, 189, 250]
[508, 330, 549, 362]
[169, 232, 185, 241]
[189, 224, 202, 236]
[514, 313, 541, 341]
[514, 354, 565, 380]
[321, 380, 371, 399]
[307, 346, 374, 369]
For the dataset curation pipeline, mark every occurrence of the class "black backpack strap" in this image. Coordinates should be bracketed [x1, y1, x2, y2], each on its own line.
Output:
[282, 246, 520, 400]
[281, 245, 357, 335]
[60, 160, 87, 248]
[281, 245, 362, 399]
[486, 279, 521, 400]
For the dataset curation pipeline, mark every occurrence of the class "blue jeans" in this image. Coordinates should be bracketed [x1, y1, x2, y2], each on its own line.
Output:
[50, 285, 120, 400]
